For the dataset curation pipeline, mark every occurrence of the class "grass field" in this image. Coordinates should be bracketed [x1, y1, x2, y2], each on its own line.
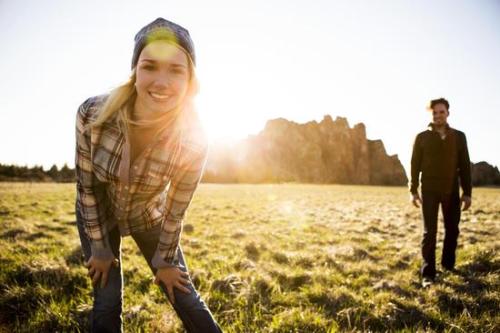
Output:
[0, 182, 499, 332]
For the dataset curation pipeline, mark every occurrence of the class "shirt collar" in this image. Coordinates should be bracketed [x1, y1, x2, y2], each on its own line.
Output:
[427, 122, 450, 131]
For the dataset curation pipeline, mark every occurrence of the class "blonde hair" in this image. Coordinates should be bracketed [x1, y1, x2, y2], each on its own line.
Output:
[89, 50, 199, 138]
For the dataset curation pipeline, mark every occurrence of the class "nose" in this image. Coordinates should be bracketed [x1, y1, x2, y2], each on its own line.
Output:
[152, 73, 170, 89]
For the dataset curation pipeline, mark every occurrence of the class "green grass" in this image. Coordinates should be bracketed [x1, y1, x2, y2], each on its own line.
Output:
[0, 182, 499, 332]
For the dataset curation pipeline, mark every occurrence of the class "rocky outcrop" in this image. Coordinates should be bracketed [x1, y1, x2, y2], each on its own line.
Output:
[471, 162, 500, 186]
[202, 115, 408, 185]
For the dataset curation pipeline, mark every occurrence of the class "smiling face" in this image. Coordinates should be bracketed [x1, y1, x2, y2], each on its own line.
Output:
[431, 102, 449, 127]
[134, 41, 191, 115]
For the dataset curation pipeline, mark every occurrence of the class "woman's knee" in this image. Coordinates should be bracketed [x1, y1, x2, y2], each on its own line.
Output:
[93, 285, 123, 312]
[92, 268, 123, 311]
[172, 284, 207, 312]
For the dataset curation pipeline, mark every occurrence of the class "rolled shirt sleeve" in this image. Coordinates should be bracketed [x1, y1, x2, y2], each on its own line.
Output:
[151, 140, 208, 269]
[75, 99, 114, 260]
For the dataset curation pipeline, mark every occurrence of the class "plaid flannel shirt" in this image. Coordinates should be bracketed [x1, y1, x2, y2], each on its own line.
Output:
[75, 95, 208, 268]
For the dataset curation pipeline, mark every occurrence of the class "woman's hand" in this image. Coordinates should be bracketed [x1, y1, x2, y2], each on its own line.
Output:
[85, 255, 118, 288]
[154, 266, 191, 304]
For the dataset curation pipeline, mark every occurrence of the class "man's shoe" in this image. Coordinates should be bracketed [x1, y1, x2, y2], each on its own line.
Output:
[442, 265, 456, 273]
[422, 277, 434, 288]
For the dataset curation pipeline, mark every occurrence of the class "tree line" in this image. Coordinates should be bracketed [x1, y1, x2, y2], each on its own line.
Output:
[1, 162, 498, 186]
[0, 163, 75, 182]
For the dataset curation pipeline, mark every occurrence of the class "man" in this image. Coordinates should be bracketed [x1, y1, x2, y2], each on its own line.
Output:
[410, 97, 472, 288]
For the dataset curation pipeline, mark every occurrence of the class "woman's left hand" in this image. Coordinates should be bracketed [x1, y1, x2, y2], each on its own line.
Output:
[154, 266, 191, 304]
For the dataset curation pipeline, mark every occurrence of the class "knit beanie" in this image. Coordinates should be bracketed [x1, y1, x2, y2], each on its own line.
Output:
[131, 17, 195, 69]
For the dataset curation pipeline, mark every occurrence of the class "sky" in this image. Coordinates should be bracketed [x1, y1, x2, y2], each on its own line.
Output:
[1, 0, 499, 176]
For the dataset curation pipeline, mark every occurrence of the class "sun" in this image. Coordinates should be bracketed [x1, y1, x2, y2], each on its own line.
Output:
[196, 105, 263, 144]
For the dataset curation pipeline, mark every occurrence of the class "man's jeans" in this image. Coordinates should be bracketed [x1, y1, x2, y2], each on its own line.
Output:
[76, 207, 223, 333]
[421, 191, 461, 279]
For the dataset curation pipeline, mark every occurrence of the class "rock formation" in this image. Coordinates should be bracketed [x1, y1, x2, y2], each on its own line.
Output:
[471, 161, 500, 186]
[202, 115, 408, 185]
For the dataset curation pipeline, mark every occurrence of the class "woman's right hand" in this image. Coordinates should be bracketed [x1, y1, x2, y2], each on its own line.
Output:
[85, 255, 118, 288]
[154, 266, 191, 304]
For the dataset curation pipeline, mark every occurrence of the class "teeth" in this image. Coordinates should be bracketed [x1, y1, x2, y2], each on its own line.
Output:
[150, 92, 169, 99]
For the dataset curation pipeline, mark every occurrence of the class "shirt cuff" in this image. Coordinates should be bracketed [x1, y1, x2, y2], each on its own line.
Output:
[151, 249, 182, 269]
[89, 238, 115, 261]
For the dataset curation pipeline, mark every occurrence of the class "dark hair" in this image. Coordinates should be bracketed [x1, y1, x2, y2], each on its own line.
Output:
[428, 97, 450, 110]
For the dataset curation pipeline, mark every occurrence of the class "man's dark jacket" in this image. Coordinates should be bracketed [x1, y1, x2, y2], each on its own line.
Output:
[410, 123, 472, 196]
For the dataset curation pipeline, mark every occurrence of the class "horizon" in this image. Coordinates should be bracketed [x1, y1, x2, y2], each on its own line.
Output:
[1, 108, 500, 175]
[3, 111, 499, 175]
[1, 0, 499, 174]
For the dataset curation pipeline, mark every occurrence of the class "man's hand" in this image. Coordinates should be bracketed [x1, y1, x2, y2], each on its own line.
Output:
[461, 195, 472, 211]
[85, 255, 118, 288]
[411, 193, 422, 208]
[154, 266, 191, 304]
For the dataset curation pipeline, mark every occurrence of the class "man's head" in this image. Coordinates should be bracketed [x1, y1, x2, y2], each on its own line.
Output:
[428, 97, 450, 127]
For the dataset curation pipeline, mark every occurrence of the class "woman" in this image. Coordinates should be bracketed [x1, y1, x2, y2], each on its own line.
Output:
[75, 18, 222, 332]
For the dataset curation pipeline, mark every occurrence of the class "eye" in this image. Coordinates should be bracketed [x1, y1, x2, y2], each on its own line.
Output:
[171, 67, 187, 75]
[141, 64, 156, 71]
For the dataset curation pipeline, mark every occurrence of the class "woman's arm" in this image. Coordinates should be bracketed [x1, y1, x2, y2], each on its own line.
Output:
[151, 140, 208, 269]
[75, 98, 114, 261]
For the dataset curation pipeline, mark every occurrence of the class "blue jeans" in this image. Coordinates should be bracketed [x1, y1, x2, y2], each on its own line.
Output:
[76, 206, 223, 333]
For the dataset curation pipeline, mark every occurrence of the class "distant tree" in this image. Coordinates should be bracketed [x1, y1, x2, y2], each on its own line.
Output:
[0, 164, 16, 177]
[47, 164, 59, 181]
[30, 165, 46, 181]
[17, 165, 29, 178]
[59, 163, 76, 182]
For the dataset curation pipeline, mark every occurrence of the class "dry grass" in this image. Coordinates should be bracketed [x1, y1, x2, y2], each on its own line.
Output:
[0, 182, 499, 332]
